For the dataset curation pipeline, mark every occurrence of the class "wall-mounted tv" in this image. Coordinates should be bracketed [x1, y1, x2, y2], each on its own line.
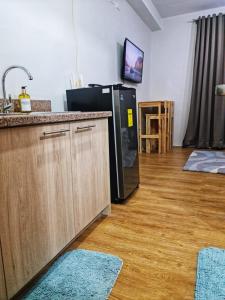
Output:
[121, 38, 144, 84]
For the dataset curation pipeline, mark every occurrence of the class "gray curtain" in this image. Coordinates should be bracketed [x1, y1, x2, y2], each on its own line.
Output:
[183, 13, 225, 149]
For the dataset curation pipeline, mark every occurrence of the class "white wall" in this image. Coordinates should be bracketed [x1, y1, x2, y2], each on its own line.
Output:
[75, 0, 152, 101]
[0, 0, 76, 111]
[0, 0, 152, 111]
[150, 6, 225, 146]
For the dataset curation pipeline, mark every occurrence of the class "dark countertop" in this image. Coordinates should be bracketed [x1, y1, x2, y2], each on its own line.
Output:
[0, 111, 112, 129]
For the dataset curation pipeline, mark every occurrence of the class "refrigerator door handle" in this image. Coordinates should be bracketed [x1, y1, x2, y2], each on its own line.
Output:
[112, 92, 121, 199]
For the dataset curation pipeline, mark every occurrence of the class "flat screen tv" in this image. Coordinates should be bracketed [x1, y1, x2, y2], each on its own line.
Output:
[121, 38, 144, 84]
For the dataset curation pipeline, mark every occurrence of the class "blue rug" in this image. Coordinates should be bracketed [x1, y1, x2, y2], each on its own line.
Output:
[183, 150, 225, 174]
[195, 247, 225, 300]
[22, 250, 123, 300]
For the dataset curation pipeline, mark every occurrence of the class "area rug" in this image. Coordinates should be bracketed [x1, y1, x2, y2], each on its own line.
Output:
[183, 150, 225, 174]
[195, 247, 225, 300]
[22, 250, 123, 300]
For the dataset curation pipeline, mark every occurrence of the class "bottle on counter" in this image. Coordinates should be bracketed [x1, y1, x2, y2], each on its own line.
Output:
[18, 86, 32, 112]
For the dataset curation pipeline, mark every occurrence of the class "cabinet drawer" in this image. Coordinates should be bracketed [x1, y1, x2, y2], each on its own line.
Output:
[70, 119, 111, 234]
[0, 123, 75, 298]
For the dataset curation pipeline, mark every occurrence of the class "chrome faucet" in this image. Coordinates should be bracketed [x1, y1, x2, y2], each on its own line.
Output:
[1, 65, 33, 113]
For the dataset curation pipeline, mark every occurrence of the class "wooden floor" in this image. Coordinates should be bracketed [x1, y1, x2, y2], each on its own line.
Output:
[70, 147, 225, 300]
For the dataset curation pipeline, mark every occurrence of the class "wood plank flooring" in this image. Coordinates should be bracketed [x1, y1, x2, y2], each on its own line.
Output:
[70, 148, 225, 300]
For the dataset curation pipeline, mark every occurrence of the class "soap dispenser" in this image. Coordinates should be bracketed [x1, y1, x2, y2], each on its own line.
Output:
[18, 86, 31, 112]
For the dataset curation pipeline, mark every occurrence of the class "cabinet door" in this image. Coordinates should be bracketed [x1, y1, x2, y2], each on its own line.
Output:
[70, 119, 110, 234]
[0, 243, 7, 300]
[0, 124, 75, 298]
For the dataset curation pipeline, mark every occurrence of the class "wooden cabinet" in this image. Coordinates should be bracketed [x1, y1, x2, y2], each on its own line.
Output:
[0, 124, 75, 298]
[0, 243, 7, 300]
[0, 118, 110, 299]
[70, 119, 110, 234]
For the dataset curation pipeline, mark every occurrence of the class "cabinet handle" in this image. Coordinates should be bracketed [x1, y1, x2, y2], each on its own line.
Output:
[74, 125, 96, 133]
[42, 129, 70, 136]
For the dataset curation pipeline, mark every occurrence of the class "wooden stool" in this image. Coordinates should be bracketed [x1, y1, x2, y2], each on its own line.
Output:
[138, 100, 174, 154]
[145, 114, 163, 154]
[139, 101, 163, 153]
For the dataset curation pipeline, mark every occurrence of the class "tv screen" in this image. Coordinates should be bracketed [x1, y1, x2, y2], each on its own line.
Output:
[121, 38, 144, 83]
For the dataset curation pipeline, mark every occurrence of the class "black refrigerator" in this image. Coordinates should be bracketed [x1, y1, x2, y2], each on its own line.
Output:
[66, 85, 139, 203]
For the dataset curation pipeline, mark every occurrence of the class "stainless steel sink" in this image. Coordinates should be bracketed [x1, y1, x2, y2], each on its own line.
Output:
[0, 111, 81, 116]
[0, 113, 23, 116]
[0, 112, 51, 116]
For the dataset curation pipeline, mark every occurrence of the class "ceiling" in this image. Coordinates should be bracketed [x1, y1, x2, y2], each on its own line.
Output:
[152, 0, 225, 18]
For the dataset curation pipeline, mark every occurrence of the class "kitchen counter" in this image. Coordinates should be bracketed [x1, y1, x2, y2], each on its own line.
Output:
[0, 111, 112, 128]
[0, 115, 111, 299]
